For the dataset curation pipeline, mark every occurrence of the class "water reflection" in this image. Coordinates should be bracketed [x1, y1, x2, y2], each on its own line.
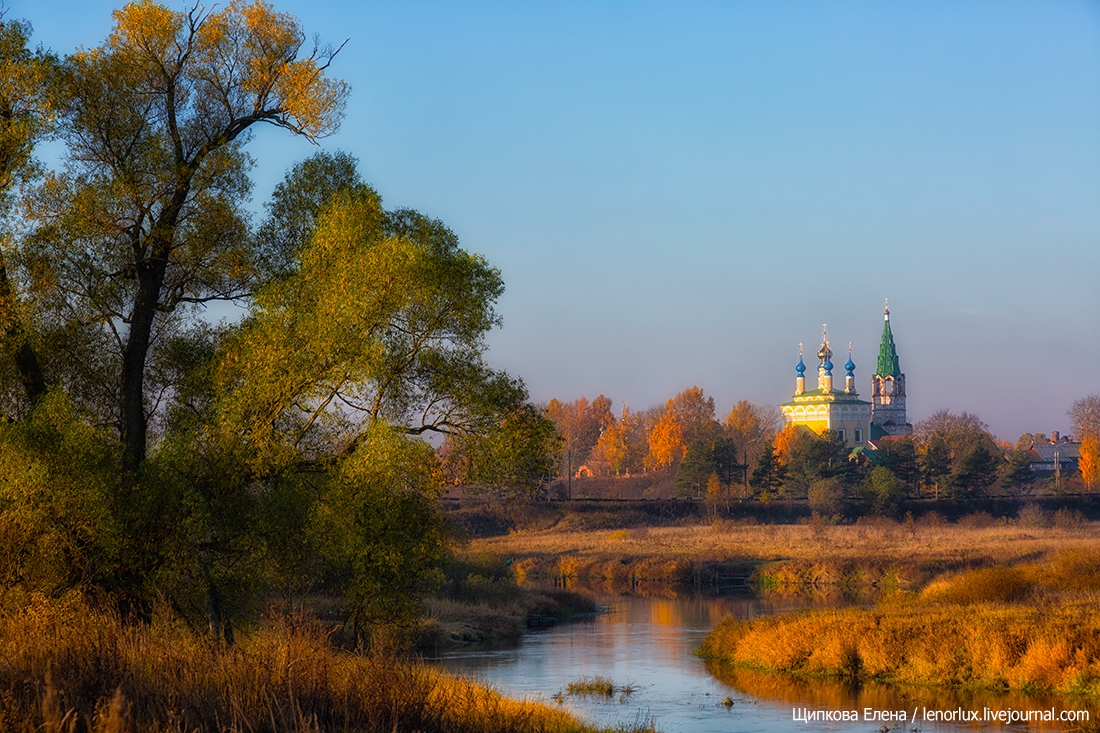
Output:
[432, 586, 1096, 733]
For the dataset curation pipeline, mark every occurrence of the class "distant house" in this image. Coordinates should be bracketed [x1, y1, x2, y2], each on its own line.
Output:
[1028, 438, 1079, 477]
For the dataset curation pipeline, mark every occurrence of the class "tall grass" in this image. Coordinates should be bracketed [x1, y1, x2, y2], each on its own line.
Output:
[699, 550, 1100, 698]
[0, 591, 640, 733]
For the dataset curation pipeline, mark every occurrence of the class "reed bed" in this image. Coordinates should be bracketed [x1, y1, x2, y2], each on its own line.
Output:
[0, 591, 641, 733]
[699, 550, 1100, 698]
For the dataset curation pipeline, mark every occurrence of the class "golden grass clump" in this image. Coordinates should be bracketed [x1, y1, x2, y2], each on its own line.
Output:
[0, 590, 639, 733]
[701, 549, 1100, 698]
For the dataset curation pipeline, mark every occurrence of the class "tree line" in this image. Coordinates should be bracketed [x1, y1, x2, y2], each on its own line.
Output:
[540, 390, 1100, 513]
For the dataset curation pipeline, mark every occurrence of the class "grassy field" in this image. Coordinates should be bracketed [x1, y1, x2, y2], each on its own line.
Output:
[0, 590, 646, 733]
[463, 504, 1100, 591]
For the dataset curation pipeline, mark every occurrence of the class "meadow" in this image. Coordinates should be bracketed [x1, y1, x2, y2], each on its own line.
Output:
[455, 500, 1099, 592]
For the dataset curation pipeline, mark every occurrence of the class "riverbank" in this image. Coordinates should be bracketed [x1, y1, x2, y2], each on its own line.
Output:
[417, 554, 599, 651]
[698, 552, 1100, 699]
[460, 504, 1100, 592]
[0, 591, 645, 733]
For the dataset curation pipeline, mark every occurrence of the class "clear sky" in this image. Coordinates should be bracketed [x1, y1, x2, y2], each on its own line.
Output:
[22, 0, 1100, 443]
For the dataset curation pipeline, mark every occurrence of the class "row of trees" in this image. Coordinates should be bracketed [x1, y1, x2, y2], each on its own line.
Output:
[0, 4, 546, 641]
[542, 388, 780, 482]
[541, 390, 1100, 511]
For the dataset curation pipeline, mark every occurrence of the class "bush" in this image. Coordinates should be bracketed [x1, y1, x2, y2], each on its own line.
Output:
[808, 478, 845, 516]
[863, 467, 902, 518]
[1017, 503, 1050, 528]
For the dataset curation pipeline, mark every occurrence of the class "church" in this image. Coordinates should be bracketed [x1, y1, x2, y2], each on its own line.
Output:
[780, 301, 912, 450]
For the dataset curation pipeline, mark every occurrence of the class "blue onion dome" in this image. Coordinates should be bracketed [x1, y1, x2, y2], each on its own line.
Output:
[845, 355, 855, 375]
[796, 354, 806, 375]
[823, 356, 833, 372]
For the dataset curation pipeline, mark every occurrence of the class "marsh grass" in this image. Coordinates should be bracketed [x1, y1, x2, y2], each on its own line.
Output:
[565, 677, 637, 699]
[0, 591, 637, 733]
[699, 550, 1100, 698]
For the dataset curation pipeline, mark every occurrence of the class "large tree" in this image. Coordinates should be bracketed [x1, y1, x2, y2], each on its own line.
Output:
[21, 0, 348, 469]
[0, 17, 52, 409]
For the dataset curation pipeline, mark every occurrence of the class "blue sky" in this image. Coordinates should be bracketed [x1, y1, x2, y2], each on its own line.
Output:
[24, 0, 1100, 442]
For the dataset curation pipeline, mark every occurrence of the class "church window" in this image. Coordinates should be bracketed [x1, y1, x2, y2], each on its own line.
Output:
[837, 428, 846, 443]
[855, 428, 863, 443]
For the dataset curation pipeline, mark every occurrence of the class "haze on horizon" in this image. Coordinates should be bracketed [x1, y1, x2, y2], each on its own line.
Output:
[25, 0, 1100, 443]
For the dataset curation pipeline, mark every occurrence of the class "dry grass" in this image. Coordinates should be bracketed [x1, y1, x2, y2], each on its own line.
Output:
[699, 549, 1100, 698]
[475, 515, 1100, 590]
[0, 591, 642, 733]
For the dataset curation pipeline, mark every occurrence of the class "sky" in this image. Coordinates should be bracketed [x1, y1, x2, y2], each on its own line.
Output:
[21, 0, 1100, 443]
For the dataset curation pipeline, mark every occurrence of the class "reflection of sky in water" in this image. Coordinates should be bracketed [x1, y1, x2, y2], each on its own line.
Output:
[431, 589, 1093, 733]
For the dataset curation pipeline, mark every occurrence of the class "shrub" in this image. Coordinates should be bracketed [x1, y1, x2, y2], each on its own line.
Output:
[1017, 503, 1050, 528]
[808, 478, 845, 516]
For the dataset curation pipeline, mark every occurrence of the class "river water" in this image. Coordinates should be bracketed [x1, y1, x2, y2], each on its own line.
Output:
[432, 585, 1091, 733]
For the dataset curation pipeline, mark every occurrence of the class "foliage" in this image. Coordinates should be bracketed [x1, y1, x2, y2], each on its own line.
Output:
[543, 394, 614, 476]
[18, 0, 349, 469]
[947, 443, 999, 501]
[723, 399, 781, 468]
[314, 423, 448, 634]
[749, 439, 786, 497]
[444, 404, 561, 497]
[675, 439, 717, 496]
[807, 477, 845, 516]
[0, 17, 53, 411]
[915, 409, 1001, 500]
[1079, 435, 1099, 492]
[783, 429, 852, 497]
[1000, 448, 1035, 492]
[0, 393, 124, 597]
[0, 8, 529, 643]
[873, 436, 918, 495]
[588, 402, 648, 476]
[863, 466, 902, 517]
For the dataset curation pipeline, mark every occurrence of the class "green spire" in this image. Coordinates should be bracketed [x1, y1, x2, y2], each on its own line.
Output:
[876, 300, 902, 377]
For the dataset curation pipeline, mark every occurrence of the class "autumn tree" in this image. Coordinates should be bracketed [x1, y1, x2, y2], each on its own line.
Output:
[1079, 435, 1098, 492]
[589, 402, 648, 476]
[644, 386, 718, 471]
[21, 0, 348, 469]
[544, 395, 614, 477]
[0, 17, 53, 410]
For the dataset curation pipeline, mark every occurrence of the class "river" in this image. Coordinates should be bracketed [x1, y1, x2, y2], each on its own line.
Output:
[432, 584, 1091, 733]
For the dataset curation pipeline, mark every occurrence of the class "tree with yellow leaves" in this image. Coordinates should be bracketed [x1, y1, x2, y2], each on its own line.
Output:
[1079, 435, 1098, 492]
[21, 0, 348, 469]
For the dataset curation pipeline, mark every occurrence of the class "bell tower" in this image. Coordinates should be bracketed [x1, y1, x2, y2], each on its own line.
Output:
[870, 299, 912, 437]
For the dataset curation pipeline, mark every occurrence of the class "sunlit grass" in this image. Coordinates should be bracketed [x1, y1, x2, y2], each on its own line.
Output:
[0, 591, 646, 733]
[476, 513, 1100, 591]
[565, 676, 637, 698]
[699, 549, 1100, 698]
